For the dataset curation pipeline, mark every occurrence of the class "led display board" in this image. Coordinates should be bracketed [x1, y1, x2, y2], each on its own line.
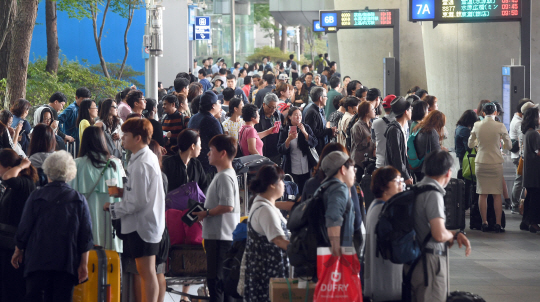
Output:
[319, 9, 395, 29]
[410, 0, 521, 22]
[313, 20, 325, 32]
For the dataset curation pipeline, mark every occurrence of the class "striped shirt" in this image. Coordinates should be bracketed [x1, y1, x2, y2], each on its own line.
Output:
[162, 110, 189, 146]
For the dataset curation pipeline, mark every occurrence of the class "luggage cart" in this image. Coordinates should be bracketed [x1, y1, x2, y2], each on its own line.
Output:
[165, 244, 210, 301]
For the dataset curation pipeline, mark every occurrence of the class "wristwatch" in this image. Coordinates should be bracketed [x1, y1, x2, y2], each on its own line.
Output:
[206, 209, 211, 218]
[454, 230, 465, 240]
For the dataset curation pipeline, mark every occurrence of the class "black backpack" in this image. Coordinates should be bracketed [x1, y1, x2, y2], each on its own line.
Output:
[375, 184, 437, 265]
[287, 179, 347, 277]
[345, 113, 360, 152]
[223, 220, 247, 299]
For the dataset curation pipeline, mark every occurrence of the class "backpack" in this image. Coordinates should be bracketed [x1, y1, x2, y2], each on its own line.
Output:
[406, 128, 430, 171]
[375, 184, 438, 265]
[316, 58, 325, 74]
[287, 179, 347, 277]
[223, 220, 248, 299]
[345, 113, 361, 152]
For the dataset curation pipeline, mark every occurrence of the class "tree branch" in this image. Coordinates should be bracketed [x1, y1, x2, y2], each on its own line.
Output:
[118, 2, 133, 80]
[0, 0, 16, 50]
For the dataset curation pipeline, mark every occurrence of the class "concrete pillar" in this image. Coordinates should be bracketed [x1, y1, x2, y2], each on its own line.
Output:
[421, 21, 520, 144]
[159, 0, 189, 87]
[531, 2, 540, 100]
[333, 0, 427, 94]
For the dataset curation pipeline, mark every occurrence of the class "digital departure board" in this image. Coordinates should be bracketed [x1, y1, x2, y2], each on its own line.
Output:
[410, 0, 521, 22]
[319, 9, 396, 29]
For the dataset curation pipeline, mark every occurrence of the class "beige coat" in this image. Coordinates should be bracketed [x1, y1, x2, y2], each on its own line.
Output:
[468, 116, 511, 164]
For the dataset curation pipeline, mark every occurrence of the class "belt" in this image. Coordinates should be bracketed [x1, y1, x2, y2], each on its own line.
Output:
[425, 248, 447, 256]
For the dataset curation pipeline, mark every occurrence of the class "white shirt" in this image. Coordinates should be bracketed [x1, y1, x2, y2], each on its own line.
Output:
[289, 138, 309, 175]
[110, 146, 165, 243]
[509, 113, 523, 159]
[249, 196, 287, 242]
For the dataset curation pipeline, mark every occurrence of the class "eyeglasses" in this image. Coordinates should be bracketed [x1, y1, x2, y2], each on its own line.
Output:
[393, 177, 404, 184]
[265, 104, 277, 111]
[111, 106, 118, 109]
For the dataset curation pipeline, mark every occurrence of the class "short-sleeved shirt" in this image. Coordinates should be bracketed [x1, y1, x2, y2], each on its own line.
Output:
[414, 177, 446, 250]
[249, 196, 287, 242]
[239, 125, 263, 156]
[222, 118, 245, 141]
[203, 168, 240, 241]
[117, 102, 132, 122]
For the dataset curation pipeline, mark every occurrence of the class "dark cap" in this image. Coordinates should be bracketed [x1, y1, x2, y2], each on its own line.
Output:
[391, 96, 411, 116]
[366, 88, 381, 101]
[200, 91, 218, 108]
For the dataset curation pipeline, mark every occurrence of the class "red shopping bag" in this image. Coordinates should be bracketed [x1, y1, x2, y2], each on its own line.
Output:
[314, 247, 362, 302]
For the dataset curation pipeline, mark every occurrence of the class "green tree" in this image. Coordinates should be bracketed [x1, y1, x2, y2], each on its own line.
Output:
[57, 0, 143, 78]
[254, 4, 278, 40]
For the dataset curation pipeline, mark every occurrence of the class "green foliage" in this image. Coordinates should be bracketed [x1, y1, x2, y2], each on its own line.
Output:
[246, 46, 311, 66]
[57, 0, 143, 20]
[89, 62, 144, 87]
[254, 3, 277, 34]
[25, 57, 131, 107]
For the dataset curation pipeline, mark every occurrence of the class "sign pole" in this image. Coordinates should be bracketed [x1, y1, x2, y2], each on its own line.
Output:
[521, 0, 531, 98]
[394, 9, 400, 96]
[231, 0, 236, 64]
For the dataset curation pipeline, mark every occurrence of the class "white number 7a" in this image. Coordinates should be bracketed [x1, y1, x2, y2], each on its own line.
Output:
[417, 4, 431, 15]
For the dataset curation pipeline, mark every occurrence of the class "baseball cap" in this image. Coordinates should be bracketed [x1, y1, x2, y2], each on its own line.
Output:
[278, 73, 289, 81]
[320, 151, 350, 178]
[383, 95, 396, 109]
[521, 102, 538, 114]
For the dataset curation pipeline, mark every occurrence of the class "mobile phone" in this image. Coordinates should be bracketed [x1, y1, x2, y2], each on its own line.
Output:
[18, 120, 24, 125]
[289, 126, 297, 133]
[19, 130, 25, 136]
[273, 121, 281, 133]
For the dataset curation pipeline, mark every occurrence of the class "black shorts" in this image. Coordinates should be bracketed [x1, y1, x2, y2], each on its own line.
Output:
[123, 231, 160, 259]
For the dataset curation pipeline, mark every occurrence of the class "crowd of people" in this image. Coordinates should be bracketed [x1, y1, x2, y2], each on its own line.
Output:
[0, 52, 537, 302]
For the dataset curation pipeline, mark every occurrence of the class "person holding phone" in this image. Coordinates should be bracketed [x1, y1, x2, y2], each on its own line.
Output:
[254, 93, 284, 164]
[277, 107, 318, 194]
[239, 104, 275, 157]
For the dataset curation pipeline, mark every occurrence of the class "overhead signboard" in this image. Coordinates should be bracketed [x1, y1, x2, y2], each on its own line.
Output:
[194, 16, 211, 40]
[409, 0, 521, 22]
[313, 20, 325, 32]
[319, 9, 396, 29]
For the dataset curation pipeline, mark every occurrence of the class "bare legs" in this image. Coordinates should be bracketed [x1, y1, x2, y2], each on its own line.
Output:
[135, 256, 159, 302]
[478, 194, 503, 225]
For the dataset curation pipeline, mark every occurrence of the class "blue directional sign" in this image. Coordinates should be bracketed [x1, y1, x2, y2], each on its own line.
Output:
[194, 16, 211, 41]
[313, 20, 325, 32]
[411, 0, 434, 20]
[320, 12, 338, 27]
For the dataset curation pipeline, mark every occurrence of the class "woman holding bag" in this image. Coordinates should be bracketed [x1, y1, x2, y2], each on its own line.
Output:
[520, 107, 540, 233]
[69, 126, 125, 252]
[243, 165, 290, 302]
[277, 106, 318, 195]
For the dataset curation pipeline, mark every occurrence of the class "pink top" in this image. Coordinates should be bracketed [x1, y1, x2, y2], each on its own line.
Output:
[242, 85, 251, 99]
[239, 125, 263, 156]
[118, 102, 132, 122]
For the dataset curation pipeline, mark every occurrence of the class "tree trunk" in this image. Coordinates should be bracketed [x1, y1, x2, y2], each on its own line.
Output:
[299, 26, 305, 55]
[273, 19, 280, 48]
[280, 24, 287, 52]
[91, 0, 111, 78]
[0, 0, 16, 51]
[0, 0, 16, 81]
[118, 3, 134, 80]
[6, 0, 39, 107]
[45, 0, 59, 74]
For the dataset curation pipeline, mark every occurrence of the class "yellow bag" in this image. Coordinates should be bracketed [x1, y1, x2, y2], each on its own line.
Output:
[517, 157, 524, 176]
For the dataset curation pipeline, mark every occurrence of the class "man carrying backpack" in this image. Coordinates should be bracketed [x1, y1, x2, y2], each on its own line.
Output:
[372, 95, 396, 168]
[385, 96, 413, 185]
[406, 150, 471, 302]
[320, 151, 357, 256]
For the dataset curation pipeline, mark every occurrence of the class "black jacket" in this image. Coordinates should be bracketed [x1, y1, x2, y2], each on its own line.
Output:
[384, 121, 411, 181]
[277, 123, 318, 174]
[303, 103, 333, 154]
[254, 85, 276, 108]
[162, 155, 209, 194]
[254, 107, 284, 158]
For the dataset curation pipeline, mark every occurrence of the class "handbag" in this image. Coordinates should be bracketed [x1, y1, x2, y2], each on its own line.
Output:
[103, 128, 122, 159]
[462, 148, 477, 181]
[517, 140, 524, 176]
[308, 146, 319, 167]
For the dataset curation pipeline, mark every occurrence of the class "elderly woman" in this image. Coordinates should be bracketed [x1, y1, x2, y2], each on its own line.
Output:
[12, 150, 93, 302]
[364, 166, 404, 301]
[243, 165, 290, 301]
[468, 102, 511, 233]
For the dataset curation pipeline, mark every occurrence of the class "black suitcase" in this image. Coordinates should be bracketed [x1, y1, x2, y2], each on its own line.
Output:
[444, 178, 466, 230]
[232, 154, 274, 174]
[469, 183, 506, 230]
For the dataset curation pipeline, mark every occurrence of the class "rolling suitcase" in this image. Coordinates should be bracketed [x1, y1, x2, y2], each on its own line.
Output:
[469, 183, 506, 230]
[444, 178, 466, 230]
[73, 212, 121, 302]
[67, 141, 77, 158]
